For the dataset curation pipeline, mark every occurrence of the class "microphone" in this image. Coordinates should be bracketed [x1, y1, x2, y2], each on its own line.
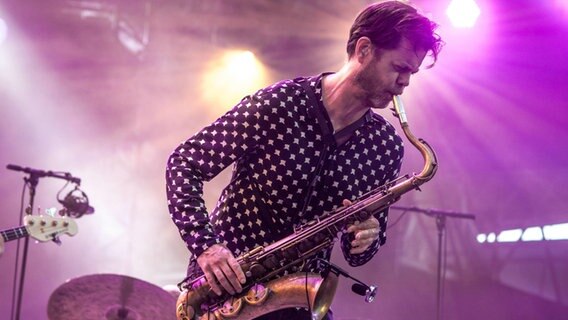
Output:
[351, 283, 378, 303]
[6, 164, 81, 185]
[58, 187, 94, 218]
[351, 283, 368, 296]
[315, 258, 378, 303]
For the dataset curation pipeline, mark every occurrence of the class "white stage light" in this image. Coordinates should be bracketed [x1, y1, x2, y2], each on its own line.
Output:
[521, 227, 544, 242]
[543, 223, 568, 240]
[446, 0, 481, 28]
[497, 229, 522, 242]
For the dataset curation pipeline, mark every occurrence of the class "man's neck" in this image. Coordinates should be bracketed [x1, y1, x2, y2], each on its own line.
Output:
[322, 65, 370, 133]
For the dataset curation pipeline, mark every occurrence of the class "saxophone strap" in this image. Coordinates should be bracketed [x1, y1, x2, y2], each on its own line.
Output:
[298, 75, 372, 147]
[297, 76, 371, 220]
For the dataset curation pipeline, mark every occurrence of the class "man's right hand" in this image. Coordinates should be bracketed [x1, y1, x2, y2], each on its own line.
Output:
[196, 244, 247, 296]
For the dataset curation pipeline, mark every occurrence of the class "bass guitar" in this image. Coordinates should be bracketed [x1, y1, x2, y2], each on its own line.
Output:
[1, 215, 78, 243]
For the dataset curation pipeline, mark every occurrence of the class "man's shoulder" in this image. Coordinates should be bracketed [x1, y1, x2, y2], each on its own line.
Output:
[368, 111, 392, 128]
[254, 74, 327, 96]
[368, 111, 403, 139]
[253, 78, 305, 98]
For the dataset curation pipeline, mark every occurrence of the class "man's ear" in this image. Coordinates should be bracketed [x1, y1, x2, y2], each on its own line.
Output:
[355, 37, 373, 61]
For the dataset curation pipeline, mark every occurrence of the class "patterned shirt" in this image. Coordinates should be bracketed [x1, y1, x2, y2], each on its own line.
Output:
[166, 74, 404, 271]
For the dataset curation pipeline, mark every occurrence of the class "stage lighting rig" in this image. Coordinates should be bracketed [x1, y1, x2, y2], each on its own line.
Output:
[61, 0, 152, 58]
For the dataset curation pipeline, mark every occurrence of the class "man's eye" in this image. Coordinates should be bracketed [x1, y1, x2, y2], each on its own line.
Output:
[394, 66, 408, 73]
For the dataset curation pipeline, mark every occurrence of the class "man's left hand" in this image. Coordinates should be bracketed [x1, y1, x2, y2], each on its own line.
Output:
[343, 199, 381, 254]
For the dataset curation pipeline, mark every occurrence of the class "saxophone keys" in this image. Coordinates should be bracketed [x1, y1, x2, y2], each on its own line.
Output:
[176, 303, 191, 320]
[176, 291, 195, 320]
[217, 297, 243, 318]
[199, 312, 221, 320]
[361, 210, 371, 220]
[244, 283, 270, 305]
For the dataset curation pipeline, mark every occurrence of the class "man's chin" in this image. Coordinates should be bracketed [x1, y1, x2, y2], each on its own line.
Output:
[370, 98, 390, 109]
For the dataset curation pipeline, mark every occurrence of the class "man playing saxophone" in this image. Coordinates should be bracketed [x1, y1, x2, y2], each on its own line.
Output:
[166, 1, 443, 319]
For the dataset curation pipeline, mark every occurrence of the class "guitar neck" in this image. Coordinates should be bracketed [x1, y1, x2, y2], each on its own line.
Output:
[0, 226, 29, 242]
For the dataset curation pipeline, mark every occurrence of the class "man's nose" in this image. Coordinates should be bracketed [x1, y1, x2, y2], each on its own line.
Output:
[397, 73, 411, 87]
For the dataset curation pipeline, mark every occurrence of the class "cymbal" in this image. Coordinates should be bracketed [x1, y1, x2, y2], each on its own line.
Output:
[48, 273, 177, 320]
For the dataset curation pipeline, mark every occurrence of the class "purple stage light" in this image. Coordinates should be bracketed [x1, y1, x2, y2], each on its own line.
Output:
[446, 0, 481, 28]
[555, 0, 568, 16]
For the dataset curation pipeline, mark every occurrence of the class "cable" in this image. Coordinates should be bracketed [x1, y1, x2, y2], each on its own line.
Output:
[55, 181, 71, 203]
[386, 209, 408, 230]
[305, 270, 312, 317]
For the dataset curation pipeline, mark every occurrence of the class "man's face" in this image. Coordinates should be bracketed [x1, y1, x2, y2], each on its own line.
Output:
[355, 37, 427, 109]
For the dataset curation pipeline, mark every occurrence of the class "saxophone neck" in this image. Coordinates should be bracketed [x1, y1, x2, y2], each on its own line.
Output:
[392, 95, 438, 183]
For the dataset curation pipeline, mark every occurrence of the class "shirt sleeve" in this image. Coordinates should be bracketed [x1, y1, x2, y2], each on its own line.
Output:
[339, 131, 404, 267]
[165, 90, 271, 259]
[339, 207, 389, 267]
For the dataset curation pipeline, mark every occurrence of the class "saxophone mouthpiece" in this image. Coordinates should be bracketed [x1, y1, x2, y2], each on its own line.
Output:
[392, 95, 408, 125]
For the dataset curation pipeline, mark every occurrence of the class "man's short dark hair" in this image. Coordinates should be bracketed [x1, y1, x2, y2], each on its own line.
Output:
[347, 1, 443, 65]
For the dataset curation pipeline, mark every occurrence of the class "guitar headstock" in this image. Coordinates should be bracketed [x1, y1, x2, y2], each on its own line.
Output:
[23, 215, 78, 242]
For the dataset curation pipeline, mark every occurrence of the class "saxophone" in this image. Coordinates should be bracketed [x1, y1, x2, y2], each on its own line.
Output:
[176, 95, 438, 320]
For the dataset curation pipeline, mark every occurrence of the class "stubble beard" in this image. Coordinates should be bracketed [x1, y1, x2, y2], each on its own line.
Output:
[354, 65, 390, 109]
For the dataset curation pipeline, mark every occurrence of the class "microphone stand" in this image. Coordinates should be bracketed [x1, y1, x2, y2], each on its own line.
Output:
[391, 205, 475, 320]
[7, 164, 81, 320]
[13, 172, 40, 320]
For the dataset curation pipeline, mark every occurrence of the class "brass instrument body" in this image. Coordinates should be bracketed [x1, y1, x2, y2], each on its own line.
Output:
[176, 96, 438, 320]
[177, 272, 338, 320]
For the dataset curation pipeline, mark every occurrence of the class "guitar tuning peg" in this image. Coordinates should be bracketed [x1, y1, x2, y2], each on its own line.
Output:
[52, 237, 62, 246]
[45, 207, 58, 217]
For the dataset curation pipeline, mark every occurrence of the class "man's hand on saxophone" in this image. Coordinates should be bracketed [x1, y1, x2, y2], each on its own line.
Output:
[342, 199, 382, 254]
[196, 243, 247, 296]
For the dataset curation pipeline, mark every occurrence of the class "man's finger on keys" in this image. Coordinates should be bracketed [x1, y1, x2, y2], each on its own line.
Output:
[214, 269, 235, 295]
[229, 258, 247, 284]
[205, 271, 222, 296]
[221, 262, 243, 293]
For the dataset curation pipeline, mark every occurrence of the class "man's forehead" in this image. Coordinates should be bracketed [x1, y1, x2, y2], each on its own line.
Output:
[392, 39, 427, 68]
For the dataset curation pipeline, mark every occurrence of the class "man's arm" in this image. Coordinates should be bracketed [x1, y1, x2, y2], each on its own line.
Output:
[166, 92, 269, 258]
[166, 88, 277, 294]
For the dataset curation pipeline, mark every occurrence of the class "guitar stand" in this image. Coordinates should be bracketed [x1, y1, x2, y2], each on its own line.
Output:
[316, 258, 377, 303]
